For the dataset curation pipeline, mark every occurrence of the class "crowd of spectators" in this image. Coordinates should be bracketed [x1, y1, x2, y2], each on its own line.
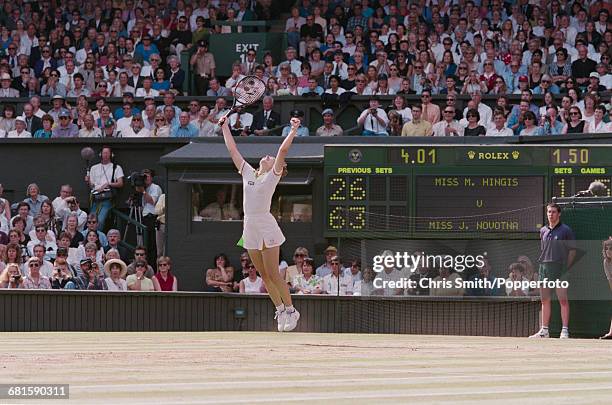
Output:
[0, 180, 174, 291]
[204, 245, 538, 297]
[0, 1, 609, 138]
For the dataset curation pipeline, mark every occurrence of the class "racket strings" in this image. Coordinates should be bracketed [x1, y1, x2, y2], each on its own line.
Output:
[234, 76, 266, 106]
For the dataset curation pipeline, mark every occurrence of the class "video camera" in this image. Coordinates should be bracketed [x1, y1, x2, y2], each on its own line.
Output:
[127, 171, 146, 188]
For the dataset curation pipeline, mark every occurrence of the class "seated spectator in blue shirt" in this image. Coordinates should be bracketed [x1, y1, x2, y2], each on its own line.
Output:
[282, 110, 309, 136]
[134, 35, 159, 63]
[532, 74, 561, 95]
[52, 110, 79, 138]
[206, 78, 231, 97]
[171, 112, 198, 138]
[113, 93, 141, 119]
[152, 68, 171, 93]
[299, 77, 324, 96]
[507, 100, 531, 135]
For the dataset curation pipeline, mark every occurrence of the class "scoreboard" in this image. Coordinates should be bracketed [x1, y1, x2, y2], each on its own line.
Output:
[324, 146, 612, 238]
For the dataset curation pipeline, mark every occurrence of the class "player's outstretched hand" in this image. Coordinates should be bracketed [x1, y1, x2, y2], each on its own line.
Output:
[218, 116, 228, 127]
[290, 117, 300, 129]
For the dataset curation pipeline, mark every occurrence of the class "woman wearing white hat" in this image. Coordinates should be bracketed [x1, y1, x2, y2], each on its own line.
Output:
[104, 258, 128, 291]
[7, 116, 31, 138]
[219, 114, 301, 332]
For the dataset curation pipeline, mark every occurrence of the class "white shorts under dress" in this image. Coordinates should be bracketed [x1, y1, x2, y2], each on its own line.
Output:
[240, 161, 286, 250]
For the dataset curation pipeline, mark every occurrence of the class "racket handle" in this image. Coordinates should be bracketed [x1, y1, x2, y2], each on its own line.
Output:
[219, 107, 236, 124]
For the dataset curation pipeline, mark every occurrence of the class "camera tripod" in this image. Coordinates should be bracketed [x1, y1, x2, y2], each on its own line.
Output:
[124, 196, 145, 247]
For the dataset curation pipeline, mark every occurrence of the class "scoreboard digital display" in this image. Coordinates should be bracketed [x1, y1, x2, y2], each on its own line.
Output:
[415, 175, 544, 233]
[324, 146, 612, 238]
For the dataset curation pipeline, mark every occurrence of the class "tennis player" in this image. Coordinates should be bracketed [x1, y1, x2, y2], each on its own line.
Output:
[220, 115, 301, 332]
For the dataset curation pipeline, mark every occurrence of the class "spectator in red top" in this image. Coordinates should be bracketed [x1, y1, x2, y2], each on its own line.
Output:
[154, 256, 177, 291]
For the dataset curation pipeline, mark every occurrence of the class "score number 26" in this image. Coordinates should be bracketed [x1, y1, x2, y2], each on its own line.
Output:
[328, 177, 366, 201]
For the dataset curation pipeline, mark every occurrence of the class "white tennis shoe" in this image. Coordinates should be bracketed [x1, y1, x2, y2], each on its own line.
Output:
[529, 328, 550, 338]
[274, 310, 287, 332]
[560, 329, 570, 339]
[283, 309, 300, 332]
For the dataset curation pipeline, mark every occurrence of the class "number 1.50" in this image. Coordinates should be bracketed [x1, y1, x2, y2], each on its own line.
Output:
[552, 148, 589, 165]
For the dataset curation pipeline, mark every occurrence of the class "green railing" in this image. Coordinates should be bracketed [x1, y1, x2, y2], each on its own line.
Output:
[112, 208, 149, 252]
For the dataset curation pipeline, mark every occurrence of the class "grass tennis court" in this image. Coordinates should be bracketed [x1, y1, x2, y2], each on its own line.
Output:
[1, 332, 611, 404]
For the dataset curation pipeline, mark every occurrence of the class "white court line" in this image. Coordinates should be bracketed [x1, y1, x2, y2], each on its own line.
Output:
[71, 370, 612, 392]
[69, 384, 612, 405]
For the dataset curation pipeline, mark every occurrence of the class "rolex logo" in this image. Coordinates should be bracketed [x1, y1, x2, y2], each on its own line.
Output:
[467, 150, 476, 160]
[512, 150, 520, 160]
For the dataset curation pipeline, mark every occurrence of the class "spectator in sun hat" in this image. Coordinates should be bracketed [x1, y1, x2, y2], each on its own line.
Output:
[316, 245, 338, 278]
[316, 108, 343, 136]
[0, 72, 19, 97]
[104, 258, 128, 291]
[281, 109, 309, 137]
[7, 116, 31, 138]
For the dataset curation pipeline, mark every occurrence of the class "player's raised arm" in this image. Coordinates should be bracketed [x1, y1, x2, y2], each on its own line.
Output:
[219, 116, 244, 171]
[274, 117, 300, 174]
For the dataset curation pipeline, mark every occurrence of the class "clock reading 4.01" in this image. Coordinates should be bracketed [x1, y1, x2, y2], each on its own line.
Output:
[388, 147, 437, 165]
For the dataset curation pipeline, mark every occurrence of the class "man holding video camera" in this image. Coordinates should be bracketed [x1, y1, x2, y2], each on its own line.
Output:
[133, 169, 162, 260]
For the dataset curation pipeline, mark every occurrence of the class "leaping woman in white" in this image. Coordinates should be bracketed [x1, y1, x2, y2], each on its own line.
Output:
[219, 115, 300, 332]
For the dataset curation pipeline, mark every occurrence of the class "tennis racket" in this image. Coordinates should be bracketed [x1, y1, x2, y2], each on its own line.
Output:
[221, 75, 266, 120]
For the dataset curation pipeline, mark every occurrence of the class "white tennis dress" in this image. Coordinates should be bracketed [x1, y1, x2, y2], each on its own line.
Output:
[240, 161, 286, 250]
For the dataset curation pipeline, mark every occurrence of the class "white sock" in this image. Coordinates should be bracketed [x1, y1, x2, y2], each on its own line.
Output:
[542, 326, 549, 331]
[276, 304, 285, 313]
[562, 326, 569, 331]
[285, 305, 295, 313]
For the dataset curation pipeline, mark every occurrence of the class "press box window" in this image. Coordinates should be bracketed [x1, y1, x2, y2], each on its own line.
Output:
[180, 170, 314, 223]
[191, 184, 312, 223]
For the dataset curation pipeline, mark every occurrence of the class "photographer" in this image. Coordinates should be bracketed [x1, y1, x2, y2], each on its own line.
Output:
[57, 196, 87, 231]
[357, 97, 389, 136]
[539, 107, 566, 135]
[77, 258, 107, 290]
[134, 169, 162, 259]
[50, 263, 78, 289]
[85, 145, 125, 231]
[0, 263, 24, 289]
